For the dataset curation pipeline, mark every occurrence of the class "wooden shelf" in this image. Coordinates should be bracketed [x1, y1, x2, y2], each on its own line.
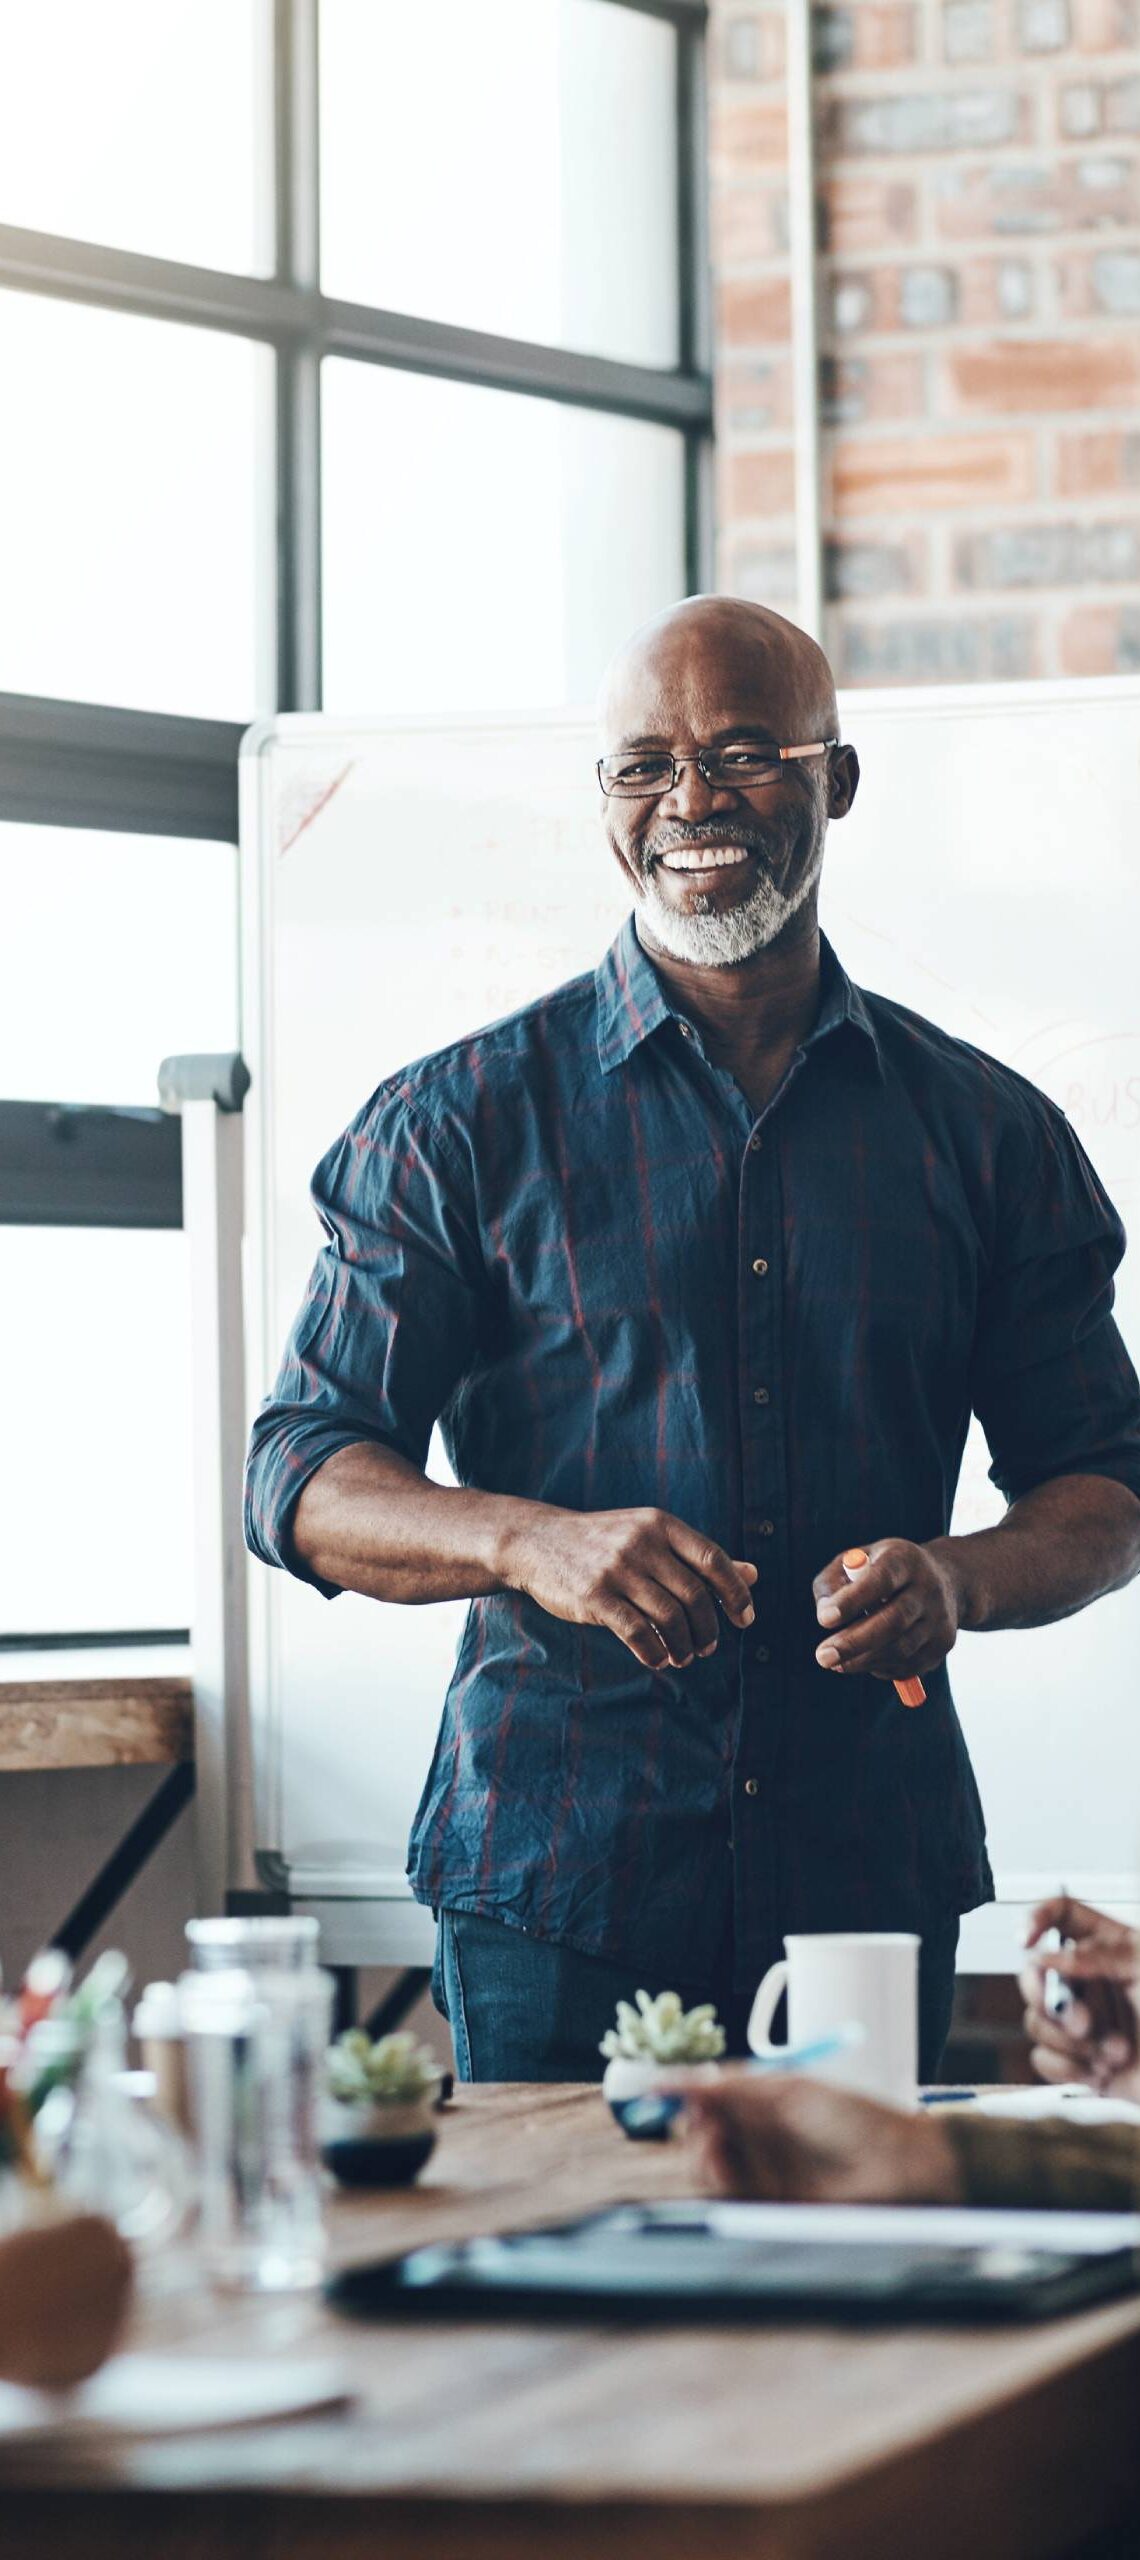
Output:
[0, 1676, 193, 1772]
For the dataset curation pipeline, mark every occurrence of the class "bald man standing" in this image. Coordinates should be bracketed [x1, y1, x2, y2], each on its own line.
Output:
[245, 600, 1140, 2081]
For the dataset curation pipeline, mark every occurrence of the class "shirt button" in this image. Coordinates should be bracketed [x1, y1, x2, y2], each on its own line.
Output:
[752, 1386, 769, 1405]
[749, 1133, 762, 1152]
[744, 1777, 760, 1796]
[757, 1519, 775, 1536]
[679, 1021, 694, 1039]
[752, 1257, 768, 1277]
[756, 1645, 770, 1663]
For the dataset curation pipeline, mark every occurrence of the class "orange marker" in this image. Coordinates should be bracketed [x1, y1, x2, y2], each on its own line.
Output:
[841, 1549, 926, 1708]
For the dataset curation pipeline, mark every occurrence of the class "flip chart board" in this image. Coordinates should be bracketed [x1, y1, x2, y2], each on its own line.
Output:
[239, 681, 1140, 1966]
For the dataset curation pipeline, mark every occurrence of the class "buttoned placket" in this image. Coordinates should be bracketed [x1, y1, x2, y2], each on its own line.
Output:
[672, 1014, 810, 1979]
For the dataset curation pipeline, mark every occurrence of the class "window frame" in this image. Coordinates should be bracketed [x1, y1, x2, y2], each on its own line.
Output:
[0, 0, 710, 1643]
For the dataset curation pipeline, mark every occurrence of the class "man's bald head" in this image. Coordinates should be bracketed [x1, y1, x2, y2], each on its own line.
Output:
[596, 596, 857, 971]
[597, 596, 839, 758]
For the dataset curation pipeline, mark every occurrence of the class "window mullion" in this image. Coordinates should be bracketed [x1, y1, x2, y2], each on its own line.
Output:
[274, 0, 322, 713]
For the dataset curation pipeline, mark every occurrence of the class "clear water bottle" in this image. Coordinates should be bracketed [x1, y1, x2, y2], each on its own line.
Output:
[179, 1933, 333, 2293]
[185, 1916, 321, 1974]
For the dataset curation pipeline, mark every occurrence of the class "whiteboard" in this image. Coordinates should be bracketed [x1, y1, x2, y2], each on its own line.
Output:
[239, 682, 1140, 1968]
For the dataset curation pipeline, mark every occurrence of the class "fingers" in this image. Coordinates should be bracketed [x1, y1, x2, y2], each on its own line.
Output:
[815, 1590, 925, 1677]
[1052, 1939, 1140, 1986]
[1026, 1893, 1132, 1950]
[1031, 2042, 1088, 2087]
[814, 1545, 908, 1627]
[600, 1596, 677, 1670]
[641, 1561, 723, 1660]
[623, 1573, 712, 1669]
[667, 1521, 757, 1627]
[1022, 1999, 1088, 2061]
[812, 1539, 955, 1679]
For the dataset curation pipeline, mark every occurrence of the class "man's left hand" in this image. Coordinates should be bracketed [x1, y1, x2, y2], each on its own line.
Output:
[662, 2071, 962, 2205]
[813, 1539, 961, 1680]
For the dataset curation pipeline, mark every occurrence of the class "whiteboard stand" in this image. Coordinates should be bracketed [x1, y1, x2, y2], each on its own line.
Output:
[159, 1052, 257, 1917]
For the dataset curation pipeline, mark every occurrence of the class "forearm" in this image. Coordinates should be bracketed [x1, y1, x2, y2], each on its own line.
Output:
[929, 1474, 1140, 1634]
[944, 2113, 1140, 2212]
[291, 1441, 543, 1604]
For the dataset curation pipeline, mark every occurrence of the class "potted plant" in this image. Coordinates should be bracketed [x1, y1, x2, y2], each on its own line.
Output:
[600, 1990, 725, 2136]
[322, 2030, 443, 2187]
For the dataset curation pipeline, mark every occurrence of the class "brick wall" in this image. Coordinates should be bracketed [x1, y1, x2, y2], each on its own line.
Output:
[709, 0, 1140, 682]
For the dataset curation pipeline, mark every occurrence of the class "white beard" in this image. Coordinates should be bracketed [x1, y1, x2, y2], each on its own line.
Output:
[637, 843, 823, 967]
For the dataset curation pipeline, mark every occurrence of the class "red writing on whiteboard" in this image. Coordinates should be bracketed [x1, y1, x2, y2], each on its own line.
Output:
[1063, 1078, 1140, 1131]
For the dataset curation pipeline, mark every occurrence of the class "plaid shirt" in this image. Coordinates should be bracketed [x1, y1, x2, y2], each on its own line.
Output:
[245, 922, 1140, 1987]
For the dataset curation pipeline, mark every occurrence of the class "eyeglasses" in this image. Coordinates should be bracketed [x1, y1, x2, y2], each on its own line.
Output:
[596, 741, 838, 799]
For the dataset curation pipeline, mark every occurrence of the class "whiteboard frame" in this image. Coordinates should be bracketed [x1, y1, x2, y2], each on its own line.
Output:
[239, 680, 1140, 1971]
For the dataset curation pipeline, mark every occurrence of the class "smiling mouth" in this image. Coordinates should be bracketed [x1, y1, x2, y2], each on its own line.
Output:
[655, 845, 756, 875]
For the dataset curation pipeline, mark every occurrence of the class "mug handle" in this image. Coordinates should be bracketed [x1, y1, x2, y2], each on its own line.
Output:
[747, 1959, 788, 2057]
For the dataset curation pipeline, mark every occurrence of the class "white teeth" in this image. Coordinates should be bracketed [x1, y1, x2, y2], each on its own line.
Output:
[659, 847, 751, 873]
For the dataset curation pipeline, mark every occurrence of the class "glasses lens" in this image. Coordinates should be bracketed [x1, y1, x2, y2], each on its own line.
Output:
[600, 753, 674, 797]
[703, 748, 783, 784]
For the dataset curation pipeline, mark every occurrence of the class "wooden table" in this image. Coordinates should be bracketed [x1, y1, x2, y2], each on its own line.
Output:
[3, 2085, 1139, 2560]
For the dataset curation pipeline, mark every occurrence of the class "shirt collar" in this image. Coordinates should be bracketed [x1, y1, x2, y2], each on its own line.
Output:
[595, 914, 885, 1079]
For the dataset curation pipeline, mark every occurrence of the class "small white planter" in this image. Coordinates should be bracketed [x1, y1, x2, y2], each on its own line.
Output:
[601, 2057, 662, 2107]
[321, 2094, 438, 2187]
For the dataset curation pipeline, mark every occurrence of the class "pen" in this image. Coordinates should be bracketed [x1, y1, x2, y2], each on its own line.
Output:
[614, 2028, 864, 2139]
[841, 1549, 926, 1708]
[746, 2025, 863, 2074]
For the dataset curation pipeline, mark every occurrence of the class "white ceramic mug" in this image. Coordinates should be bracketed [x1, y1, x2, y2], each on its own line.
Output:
[748, 1932, 919, 2107]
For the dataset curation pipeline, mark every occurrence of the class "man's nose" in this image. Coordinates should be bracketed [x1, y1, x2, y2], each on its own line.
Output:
[658, 759, 737, 823]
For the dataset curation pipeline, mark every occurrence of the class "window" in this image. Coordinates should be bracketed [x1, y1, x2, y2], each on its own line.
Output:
[320, 0, 680, 367]
[0, 0, 708, 1646]
[0, 295, 272, 719]
[322, 366, 686, 714]
[0, 828, 237, 1106]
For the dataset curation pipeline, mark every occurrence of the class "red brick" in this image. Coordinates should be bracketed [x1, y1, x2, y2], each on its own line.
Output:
[719, 7, 787, 81]
[709, 96, 788, 173]
[818, 174, 920, 251]
[831, 430, 1036, 514]
[1059, 602, 1140, 670]
[958, 257, 1037, 324]
[835, 613, 1038, 683]
[716, 354, 795, 435]
[1072, 0, 1140, 47]
[1056, 246, 1140, 315]
[821, 349, 928, 421]
[935, 156, 1140, 237]
[825, 529, 929, 598]
[946, 332, 1140, 412]
[717, 274, 794, 346]
[816, 3, 921, 71]
[1055, 426, 1140, 490]
[711, 181, 789, 264]
[718, 535, 799, 605]
[722, 446, 798, 517]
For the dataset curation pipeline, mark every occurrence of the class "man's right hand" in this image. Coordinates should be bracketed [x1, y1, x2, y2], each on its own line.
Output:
[501, 1505, 757, 1669]
[1021, 1894, 1140, 2101]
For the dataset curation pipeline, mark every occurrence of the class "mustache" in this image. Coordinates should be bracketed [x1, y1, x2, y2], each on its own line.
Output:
[643, 818, 786, 867]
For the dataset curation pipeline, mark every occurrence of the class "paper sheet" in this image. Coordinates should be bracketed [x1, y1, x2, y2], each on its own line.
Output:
[641, 2199, 1140, 2253]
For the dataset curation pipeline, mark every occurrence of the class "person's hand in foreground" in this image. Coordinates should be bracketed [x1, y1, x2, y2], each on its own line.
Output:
[0, 2213, 132, 2389]
[664, 2070, 962, 2205]
[1021, 1895, 1140, 2103]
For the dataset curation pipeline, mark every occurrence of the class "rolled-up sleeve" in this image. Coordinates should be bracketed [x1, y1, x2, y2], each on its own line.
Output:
[971, 1104, 1140, 1506]
[244, 1084, 483, 1593]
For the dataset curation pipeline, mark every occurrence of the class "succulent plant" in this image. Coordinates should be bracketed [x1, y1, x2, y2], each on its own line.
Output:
[599, 1989, 726, 2065]
[326, 2028, 442, 2107]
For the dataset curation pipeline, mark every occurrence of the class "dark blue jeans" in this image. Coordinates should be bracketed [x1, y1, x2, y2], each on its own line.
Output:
[433, 1908, 961, 2085]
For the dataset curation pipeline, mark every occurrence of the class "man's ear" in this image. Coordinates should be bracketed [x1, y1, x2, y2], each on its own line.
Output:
[828, 743, 860, 821]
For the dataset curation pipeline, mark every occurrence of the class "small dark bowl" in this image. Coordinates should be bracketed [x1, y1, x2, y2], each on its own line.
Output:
[322, 2126, 437, 2188]
[607, 2091, 684, 2141]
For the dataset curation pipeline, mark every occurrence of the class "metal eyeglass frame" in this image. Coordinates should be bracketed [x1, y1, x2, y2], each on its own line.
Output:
[596, 740, 839, 798]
